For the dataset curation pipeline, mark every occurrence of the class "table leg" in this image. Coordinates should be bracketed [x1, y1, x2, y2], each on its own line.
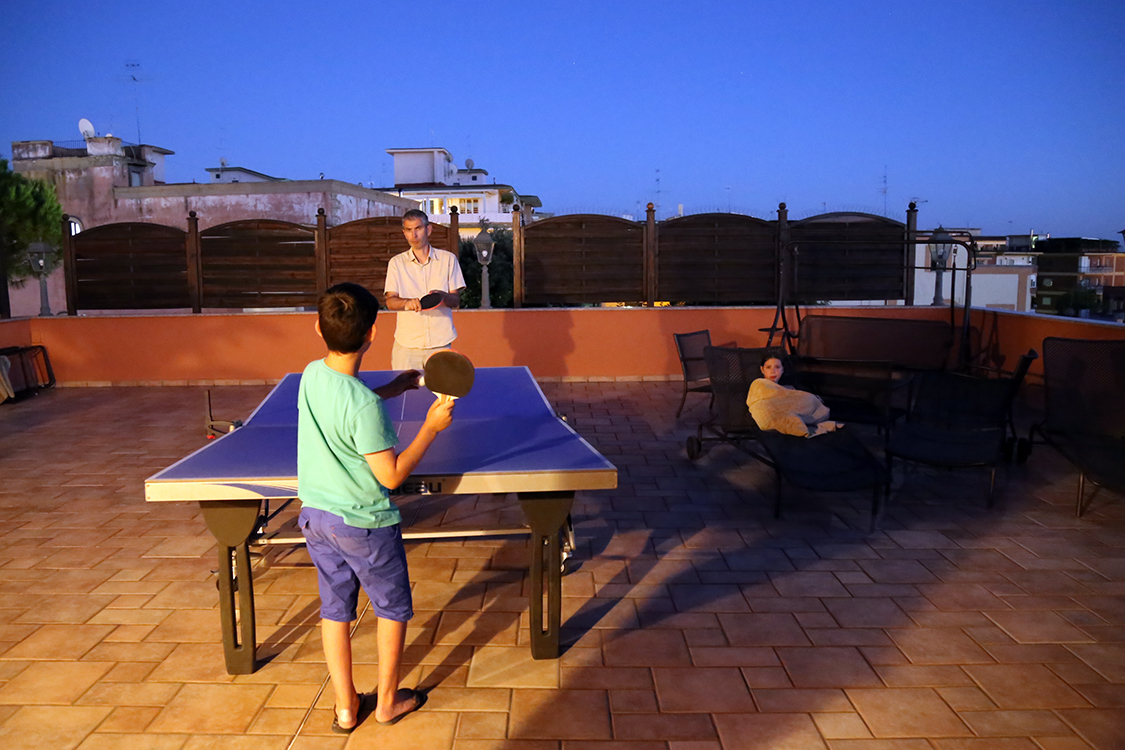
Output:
[517, 491, 574, 659]
[199, 500, 262, 675]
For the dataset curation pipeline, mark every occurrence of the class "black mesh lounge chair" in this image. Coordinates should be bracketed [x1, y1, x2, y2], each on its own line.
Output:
[886, 349, 1037, 508]
[1027, 337, 1125, 516]
[756, 428, 889, 530]
[689, 345, 887, 529]
[673, 330, 715, 418]
[685, 345, 780, 460]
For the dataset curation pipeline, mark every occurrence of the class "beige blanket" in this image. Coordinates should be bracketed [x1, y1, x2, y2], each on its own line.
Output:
[747, 378, 841, 437]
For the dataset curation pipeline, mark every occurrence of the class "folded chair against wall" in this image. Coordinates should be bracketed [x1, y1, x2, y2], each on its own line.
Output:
[689, 345, 887, 529]
[0, 345, 55, 403]
[673, 330, 715, 418]
[885, 349, 1036, 509]
[1027, 337, 1125, 516]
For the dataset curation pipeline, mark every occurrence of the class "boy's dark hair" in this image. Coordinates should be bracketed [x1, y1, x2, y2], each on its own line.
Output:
[402, 208, 429, 225]
[318, 283, 380, 353]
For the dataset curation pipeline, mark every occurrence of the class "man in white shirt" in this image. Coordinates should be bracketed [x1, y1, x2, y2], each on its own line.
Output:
[384, 209, 467, 371]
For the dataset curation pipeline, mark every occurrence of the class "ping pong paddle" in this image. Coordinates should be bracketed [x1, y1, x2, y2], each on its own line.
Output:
[424, 350, 474, 403]
[419, 292, 443, 310]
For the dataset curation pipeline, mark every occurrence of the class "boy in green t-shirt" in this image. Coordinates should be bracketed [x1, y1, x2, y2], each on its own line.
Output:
[297, 282, 453, 732]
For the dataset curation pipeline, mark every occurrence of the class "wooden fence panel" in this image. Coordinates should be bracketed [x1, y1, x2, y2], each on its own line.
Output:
[200, 220, 317, 308]
[656, 213, 777, 304]
[325, 217, 454, 302]
[70, 223, 188, 310]
[522, 215, 644, 305]
[787, 213, 907, 302]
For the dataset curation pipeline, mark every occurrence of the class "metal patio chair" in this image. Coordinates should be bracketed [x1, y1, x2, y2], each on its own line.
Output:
[673, 330, 715, 418]
[1026, 337, 1125, 516]
[886, 349, 1037, 508]
[685, 345, 780, 460]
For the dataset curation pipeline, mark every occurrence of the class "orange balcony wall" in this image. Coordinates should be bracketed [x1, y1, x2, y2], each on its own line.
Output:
[1, 306, 1121, 386]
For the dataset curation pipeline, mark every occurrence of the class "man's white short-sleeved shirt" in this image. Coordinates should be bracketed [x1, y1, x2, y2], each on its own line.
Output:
[384, 247, 466, 349]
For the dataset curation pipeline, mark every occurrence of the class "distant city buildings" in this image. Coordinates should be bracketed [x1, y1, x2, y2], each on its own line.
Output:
[205, 165, 283, 184]
[4, 128, 1120, 319]
[910, 229, 1037, 312]
[380, 147, 542, 235]
[1033, 237, 1125, 317]
[10, 135, 411, 233]
[7, 132, 413, 316]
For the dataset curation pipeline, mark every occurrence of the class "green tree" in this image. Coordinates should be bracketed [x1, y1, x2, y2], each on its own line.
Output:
[0, 159, 64, 318]
[458, 228, 514, 308]
[1057, 287, 1101, 316]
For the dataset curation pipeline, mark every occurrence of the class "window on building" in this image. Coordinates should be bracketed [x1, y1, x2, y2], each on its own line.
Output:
[129, 170, 143, 187]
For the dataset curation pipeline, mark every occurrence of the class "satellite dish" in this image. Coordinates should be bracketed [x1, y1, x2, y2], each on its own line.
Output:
[465, 158, 474, 169]
[219, 157, 228, 167]
[78, 118, 95, 138]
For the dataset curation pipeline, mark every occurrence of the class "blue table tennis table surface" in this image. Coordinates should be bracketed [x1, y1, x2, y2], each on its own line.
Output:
[145, 366, 617, 502]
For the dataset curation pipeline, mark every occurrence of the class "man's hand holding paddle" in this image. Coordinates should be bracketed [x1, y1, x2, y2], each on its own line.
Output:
[399, 290, 450, 313]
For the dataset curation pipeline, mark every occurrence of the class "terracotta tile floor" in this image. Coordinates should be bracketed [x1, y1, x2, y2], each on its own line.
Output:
[1, 380, 1124, 749]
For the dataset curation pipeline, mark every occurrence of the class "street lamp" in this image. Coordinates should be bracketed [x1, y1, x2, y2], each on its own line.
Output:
[472, 220, 495, 309]
[928, 226, 955, 306]
[926, 226, 980, 367]
[27, 241, 53, 317]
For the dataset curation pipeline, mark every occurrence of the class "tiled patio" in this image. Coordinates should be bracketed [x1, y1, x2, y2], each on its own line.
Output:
[1, 380, 1123, 750]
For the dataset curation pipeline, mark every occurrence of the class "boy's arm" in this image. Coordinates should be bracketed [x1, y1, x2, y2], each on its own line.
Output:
[365, 398, 454, 489]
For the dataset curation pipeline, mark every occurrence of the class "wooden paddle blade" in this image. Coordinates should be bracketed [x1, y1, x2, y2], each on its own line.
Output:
[424, 350, 475, 398]
[419, 292, 443, 310]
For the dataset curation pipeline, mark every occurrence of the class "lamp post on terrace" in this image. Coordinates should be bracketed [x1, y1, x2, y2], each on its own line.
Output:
[927, 226, 979, 368]
[27, 241, 53, 317]
[929, 226, 955, 306]
[473, 220, 495, 309]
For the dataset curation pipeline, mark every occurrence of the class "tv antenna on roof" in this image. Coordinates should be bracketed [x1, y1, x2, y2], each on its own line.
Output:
[879, 166, 888, 215]
[123, 60, 151, 143]
[78, 118, 95, 139]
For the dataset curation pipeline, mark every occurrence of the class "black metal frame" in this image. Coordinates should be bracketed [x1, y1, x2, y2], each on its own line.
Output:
[1025, 337, 1125, 516]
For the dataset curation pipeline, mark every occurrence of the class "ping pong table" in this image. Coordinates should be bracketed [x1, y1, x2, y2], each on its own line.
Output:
[145, 366, 617, 674]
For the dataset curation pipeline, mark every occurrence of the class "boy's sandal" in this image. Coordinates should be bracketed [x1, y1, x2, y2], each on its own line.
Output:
[331, 693, 369, 734]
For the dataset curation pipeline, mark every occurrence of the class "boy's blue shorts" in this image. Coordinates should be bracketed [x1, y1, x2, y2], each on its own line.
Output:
[298, 506, 413, 623]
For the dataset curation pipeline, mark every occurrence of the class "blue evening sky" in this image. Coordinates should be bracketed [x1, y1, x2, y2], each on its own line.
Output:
[2, 0, 1122, 241]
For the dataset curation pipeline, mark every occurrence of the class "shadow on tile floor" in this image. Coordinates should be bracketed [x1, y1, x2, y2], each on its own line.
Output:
[0, 381, 1123, 749]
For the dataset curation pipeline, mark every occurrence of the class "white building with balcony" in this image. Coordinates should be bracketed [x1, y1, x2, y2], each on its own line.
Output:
[381, 147, 541, 236]
[908, 229, 1037, 312]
